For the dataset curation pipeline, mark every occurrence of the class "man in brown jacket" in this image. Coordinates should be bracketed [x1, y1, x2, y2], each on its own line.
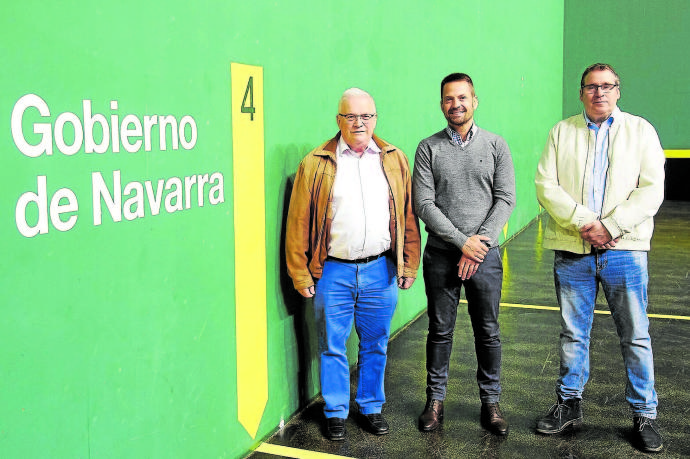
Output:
[286, 88, 420, 441]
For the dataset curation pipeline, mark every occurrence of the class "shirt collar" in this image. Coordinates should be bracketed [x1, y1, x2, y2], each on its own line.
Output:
[337, 136, 381, 157]
[445, 123, 477, 145]
[583, 106, 620, 128]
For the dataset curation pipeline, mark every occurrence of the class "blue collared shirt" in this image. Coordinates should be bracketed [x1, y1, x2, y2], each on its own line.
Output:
[445, 124, 477, 147]
[584, 111, 615, 216]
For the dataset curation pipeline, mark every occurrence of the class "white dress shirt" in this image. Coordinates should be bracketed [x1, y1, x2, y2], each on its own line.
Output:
[328, 136, 391, 260]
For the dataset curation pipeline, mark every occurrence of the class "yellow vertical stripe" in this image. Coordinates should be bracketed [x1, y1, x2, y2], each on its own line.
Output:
[231, 63, 267, 439]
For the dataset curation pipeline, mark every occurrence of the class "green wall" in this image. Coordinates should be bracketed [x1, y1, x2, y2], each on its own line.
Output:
[564, 0, 690, 148]
[0, 1, 563, 458]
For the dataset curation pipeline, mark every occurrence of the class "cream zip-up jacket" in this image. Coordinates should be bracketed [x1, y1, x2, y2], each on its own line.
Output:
[535, 108, 665, 253]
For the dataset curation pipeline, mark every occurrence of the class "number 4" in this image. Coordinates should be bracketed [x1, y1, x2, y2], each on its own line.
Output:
[241, 76, 256, 121]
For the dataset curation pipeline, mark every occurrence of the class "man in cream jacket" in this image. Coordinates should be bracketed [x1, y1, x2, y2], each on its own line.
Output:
[534, 63, 665, 453]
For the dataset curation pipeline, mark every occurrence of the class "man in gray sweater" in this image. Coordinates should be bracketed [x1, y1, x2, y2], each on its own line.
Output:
[413, 72, 515, 436]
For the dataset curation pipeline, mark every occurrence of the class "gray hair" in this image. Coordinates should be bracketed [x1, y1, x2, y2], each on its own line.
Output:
[338, 88, 375, 112]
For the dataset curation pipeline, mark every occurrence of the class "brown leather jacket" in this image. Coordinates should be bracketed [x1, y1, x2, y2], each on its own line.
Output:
[286, 133, 421, 291]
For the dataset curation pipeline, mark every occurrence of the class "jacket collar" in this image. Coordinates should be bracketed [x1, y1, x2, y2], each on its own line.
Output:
[579, 107, 624, 140]
[580, 106, 623, 127]
[315, 133, 396, 160]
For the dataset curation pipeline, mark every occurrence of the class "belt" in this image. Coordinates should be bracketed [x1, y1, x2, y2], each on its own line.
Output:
[327, 251, 389, 264]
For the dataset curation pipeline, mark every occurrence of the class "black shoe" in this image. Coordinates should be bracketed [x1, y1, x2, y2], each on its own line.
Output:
[359, 413, 389, 435]
[324, 417, 346, 441]
[536, 398, 583, 434]
[481, 402, 509, 436]
[419, 399, 444, 432]
[633, 416, 663, 452]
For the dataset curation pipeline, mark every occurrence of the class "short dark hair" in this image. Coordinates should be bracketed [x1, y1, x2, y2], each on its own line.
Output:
[580, 63, 620, 88]
[441, 73, 475, 97]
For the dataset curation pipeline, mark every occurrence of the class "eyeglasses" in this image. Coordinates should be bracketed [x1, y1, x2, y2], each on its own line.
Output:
[581, 83, 619, 94]
[338, 113, 377, 123]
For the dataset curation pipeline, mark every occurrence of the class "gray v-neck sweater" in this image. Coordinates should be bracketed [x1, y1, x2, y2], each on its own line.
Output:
[412, 127, 516, 251]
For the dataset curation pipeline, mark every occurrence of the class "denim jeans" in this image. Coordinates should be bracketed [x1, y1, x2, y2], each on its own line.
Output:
[314, 255, 398, 418]
[554, 249, 658, 418]
[423, 244, 503, 403]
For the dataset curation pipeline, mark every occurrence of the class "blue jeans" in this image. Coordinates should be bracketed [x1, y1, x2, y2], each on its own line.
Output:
[314, 255, 398, 418]
[554, 249, 658, 418]
[423, 244, 503, 403]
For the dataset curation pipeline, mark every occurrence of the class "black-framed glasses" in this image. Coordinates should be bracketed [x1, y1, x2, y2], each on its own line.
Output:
[338, 113, 377, 123]
[581, 83, 619, 94]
